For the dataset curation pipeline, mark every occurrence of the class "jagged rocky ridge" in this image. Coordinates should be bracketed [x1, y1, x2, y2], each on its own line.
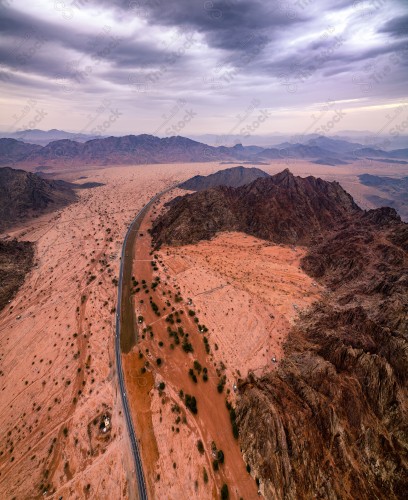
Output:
[238, 208, 407, 499]
[152, 169, 361, 247]
[152, 170, 408, 499]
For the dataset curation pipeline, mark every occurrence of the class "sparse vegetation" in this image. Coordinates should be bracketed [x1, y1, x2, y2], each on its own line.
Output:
[184, 394, 197, 414]
[197, 440, 204, 455]
[203, 336, 210, 354]
[226, 400, 239, 438]
[182, 337, 193, 353]
[217, 375, 226, 393]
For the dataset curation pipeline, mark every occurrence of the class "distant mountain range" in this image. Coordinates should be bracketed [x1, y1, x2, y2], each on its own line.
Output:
[359, 173, 408, 221]
[0, 129, 105, 146]
[0, 134, 407, 170]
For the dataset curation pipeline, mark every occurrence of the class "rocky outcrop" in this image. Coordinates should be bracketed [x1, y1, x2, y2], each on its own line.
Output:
[152, 170, 361, 247]
[0, 167, 77, 232]
[152, 168, 408, 498]
[0, 240, 34, 311]
[236, 211, 408, 499]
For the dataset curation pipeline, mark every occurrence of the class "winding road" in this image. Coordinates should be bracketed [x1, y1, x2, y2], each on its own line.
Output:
[115, 186, 175, 500]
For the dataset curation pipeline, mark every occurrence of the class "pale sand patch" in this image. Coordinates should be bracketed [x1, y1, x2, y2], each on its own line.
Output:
[161, 232, 323, 379]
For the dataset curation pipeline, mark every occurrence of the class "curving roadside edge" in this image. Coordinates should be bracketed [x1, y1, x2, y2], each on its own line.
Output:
[115, 186, 176, 500]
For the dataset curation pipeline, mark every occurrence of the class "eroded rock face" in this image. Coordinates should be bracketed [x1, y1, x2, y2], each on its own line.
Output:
[0, 239, 34, 311]
[152, 170, 361, 247]
[0, 166, 77, 232]
[236, 212, 408, 499]
[152, 169, 407, 498]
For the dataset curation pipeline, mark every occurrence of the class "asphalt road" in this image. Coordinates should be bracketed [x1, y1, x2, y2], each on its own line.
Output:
[115, 186, 175, 500]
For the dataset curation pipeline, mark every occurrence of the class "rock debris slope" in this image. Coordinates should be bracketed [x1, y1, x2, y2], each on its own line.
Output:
[151, 169, 408, 499]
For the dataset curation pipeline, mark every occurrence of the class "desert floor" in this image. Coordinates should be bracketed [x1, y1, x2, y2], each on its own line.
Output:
[0, 159, 405, 500]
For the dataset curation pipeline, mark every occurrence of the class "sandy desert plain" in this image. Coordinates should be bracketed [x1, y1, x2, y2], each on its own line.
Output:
[0, 158, 406, 500]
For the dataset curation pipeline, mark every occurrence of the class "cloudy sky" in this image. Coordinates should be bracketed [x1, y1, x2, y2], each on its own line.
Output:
[0, 0, 407, 142]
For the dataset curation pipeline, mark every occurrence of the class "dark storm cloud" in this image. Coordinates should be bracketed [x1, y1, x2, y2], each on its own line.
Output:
[379, 14, 408, 38]
[99, 0, 307, 53]
[1, 0, 408, 135]
[0, 4, 170, 78]
[262, 32, 407, 79]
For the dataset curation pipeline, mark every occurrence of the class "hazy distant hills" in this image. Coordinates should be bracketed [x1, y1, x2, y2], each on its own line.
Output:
[179, 165, 270, 191]
[0, 134, 407, 170]
[0, 129, 105, 146]
[4, 129, 408, 150]
[359, 173, 408, 221]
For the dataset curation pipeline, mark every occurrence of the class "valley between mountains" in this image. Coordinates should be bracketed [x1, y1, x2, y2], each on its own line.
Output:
[0, 162, 406, 500]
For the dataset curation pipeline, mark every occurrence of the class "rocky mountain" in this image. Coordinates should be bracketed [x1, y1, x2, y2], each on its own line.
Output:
[178, 165, 270, 191]
[306, 135, 364, 154]
[151, 168, 408, 499]
[152, 169, 361, 247]
[0, 139, 42, 165]
[0, 240, 34, 311]
[0, 135, 234, 168]
[237, 207, 408, 499]
[0, 167, 77, 232]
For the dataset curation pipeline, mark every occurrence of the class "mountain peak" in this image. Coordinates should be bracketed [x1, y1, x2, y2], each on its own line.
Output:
[152, 170, 361, 248]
